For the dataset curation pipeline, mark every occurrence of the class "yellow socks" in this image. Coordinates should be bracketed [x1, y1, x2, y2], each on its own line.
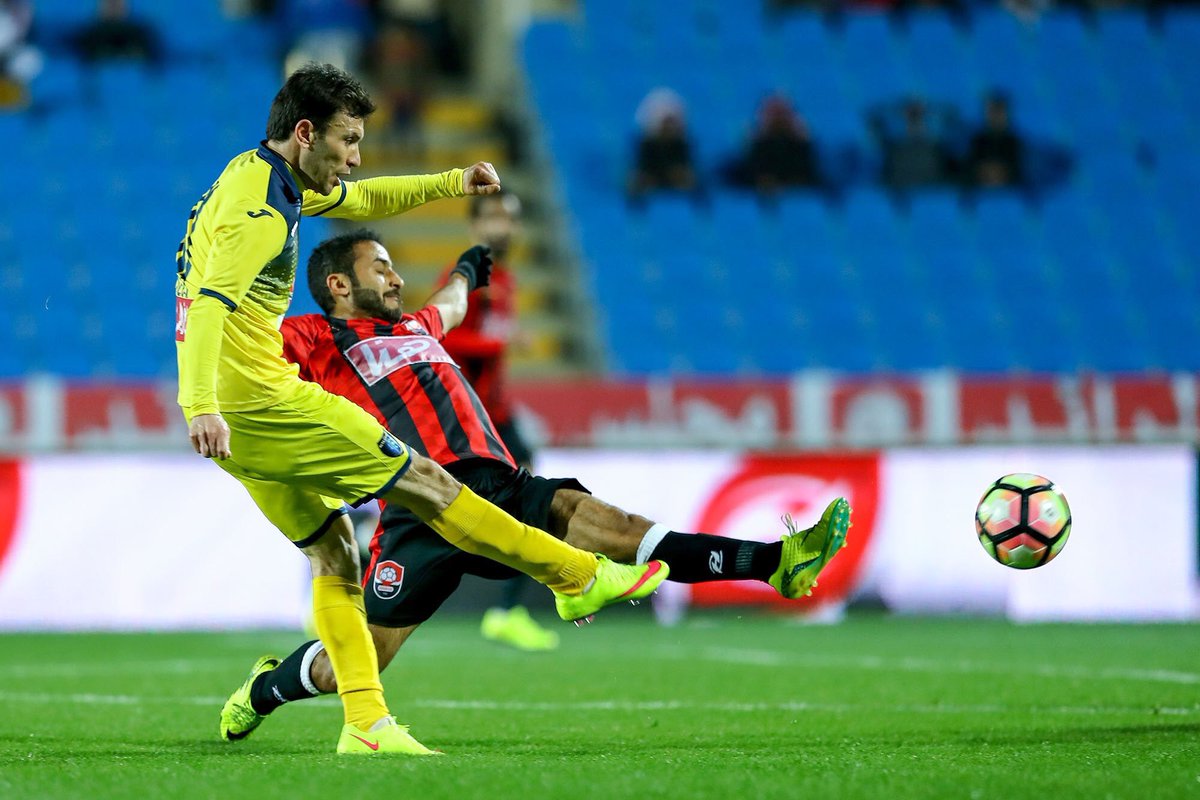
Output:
[311, 575, 389, 729]
[428, 487, 598, 594]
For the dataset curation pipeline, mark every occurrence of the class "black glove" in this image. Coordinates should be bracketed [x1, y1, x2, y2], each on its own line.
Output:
[451, 245, 493, 291]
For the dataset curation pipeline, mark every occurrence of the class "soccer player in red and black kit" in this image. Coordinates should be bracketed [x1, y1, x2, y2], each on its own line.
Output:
[232, 230, 850, 727]
[440, 192, 558, 651]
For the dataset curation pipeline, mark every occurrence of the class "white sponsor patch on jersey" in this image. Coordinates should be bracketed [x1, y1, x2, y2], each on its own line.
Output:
[344, 335, 458, 386]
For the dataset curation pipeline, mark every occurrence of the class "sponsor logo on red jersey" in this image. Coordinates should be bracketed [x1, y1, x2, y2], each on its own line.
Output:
[344, 336, 458, 386]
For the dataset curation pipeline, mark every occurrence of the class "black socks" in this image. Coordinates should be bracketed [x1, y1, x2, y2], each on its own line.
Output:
[249, 639, 323, 715]
[649, 532, 782, 584]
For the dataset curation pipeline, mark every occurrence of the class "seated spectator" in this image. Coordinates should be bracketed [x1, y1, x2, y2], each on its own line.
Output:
[377, 0, 462, 79]
[628, 88, 698, 199]
[968, 92, 1024, 188]
[0, 0, 41, 108]
[875, 99, 955, 190]
[743, 94, 820, 194]
[72, 0, 161, 64]
[367, 22, 430, 157]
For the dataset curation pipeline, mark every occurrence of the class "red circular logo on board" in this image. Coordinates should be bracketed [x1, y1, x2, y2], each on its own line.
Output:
[690, 454, 879, 609]
[0, 461, 23, 583]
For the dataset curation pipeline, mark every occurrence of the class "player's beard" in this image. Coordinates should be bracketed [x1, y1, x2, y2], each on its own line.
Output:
[352, 287, 403, 323]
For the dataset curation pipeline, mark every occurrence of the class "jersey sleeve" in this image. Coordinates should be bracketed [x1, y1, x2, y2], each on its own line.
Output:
[408, 306, 446, 340]
[177, 200, 289, 414]
[176, 296, 228, 415]
[280, 315, 322, 380]
[301, 170, 465, 220]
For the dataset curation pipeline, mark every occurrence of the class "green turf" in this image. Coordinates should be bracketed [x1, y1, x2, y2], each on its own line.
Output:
[0, 612, 1197, 799]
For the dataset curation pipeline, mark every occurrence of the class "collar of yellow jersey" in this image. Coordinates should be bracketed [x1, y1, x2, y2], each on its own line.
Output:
[256, 141, 303, 204]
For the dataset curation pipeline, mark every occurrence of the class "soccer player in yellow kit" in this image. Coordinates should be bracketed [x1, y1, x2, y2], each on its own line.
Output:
[176, 63, 667, 756]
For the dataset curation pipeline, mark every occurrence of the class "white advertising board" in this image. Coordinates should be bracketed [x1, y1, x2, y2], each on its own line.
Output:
[0, 447, 1194, 629]
[0, 455, 310, 630]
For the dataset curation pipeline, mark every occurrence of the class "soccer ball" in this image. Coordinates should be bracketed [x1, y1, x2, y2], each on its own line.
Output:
[975, 473, 1071, 569]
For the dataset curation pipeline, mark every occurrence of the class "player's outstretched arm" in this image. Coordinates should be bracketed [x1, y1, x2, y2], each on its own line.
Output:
[302, 162, 502, 221]
[425, 245, 492, 331]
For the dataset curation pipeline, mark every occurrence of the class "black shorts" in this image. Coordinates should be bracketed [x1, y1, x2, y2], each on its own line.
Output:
[362, 458, 588, 627]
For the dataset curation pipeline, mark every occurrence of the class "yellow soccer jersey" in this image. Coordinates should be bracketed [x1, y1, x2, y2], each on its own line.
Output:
[175, 142, 464, 414]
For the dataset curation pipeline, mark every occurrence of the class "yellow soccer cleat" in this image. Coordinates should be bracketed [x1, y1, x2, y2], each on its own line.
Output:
[553, 555, 669, 623]
[219, 654, 280, 742]
[768, 497, 852, 600]
[336, 716, 442, 756]
[481, 605, 560, 652]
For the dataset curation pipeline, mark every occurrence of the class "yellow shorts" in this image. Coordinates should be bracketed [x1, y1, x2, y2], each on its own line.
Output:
[188, 380, 411, 546]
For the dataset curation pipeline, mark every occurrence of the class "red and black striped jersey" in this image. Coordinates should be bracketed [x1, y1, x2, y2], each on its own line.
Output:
[280, 308, 515, 468]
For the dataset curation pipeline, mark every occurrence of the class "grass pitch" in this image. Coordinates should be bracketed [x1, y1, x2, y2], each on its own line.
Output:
[0, 612, 1197, 800]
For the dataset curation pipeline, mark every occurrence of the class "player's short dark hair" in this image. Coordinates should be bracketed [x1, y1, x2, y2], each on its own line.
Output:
[265, 63, 376, 141]
[307, 229, 383, 314]
[467, 190, 522, 220]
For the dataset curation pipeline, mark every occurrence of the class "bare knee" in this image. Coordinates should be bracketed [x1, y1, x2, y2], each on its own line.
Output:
[554, 492, 654, 562]
[383, 453, 462, 520]
[302, 514, 360, 580]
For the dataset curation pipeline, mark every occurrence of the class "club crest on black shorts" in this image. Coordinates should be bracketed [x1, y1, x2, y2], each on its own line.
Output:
[373, 560, 405, 599]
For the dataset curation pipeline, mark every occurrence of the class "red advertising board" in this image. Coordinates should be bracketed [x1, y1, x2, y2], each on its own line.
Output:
[0, 374, 1197, 451]
[688, 453, 880, 609]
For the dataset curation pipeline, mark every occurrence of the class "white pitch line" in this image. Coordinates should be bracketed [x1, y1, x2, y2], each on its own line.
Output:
[0, 648, 1196, 693]
[685, 647, 1200, 686]
[0, 691, 1193, 718]
[0, 658, 236, 678]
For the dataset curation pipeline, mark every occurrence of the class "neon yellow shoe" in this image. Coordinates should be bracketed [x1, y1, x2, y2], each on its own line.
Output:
[336, 716, 442, 756]
[219, 655, 280, 742]
[481, 606, 561, 651]
[769, 497, 852, 600]
[553, 555, 669, 623]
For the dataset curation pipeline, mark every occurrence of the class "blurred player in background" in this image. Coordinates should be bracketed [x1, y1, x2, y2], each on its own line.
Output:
[439, 192, 558, 652]
[176, 63, 667, 757]
[222, 230, 852, 741]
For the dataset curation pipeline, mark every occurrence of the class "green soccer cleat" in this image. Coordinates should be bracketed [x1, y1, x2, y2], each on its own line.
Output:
[219, 654, 280, 742]
[553, 555, 669, 623]
[336, 717, 442, 756]
[481, 605, 560, 652]
[768, 497, 852, 600]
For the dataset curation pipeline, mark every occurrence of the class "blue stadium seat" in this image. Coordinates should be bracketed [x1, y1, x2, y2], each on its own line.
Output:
[9, 2, 1197, 380]
[0, 346, 22, 379]
[973, 192, 1037, 268]
[907, 191, 969, 252]
[841, 14, 912, 106]
[972, 10, 1039, 98]
[841, 188, 902, 245]
[1163, 7, 1200, 80]
[777, 193, 837, 246]
[1141, 290, 1200, 369]
[776, 12, 834, 53]
[907, 12, 978, 105]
